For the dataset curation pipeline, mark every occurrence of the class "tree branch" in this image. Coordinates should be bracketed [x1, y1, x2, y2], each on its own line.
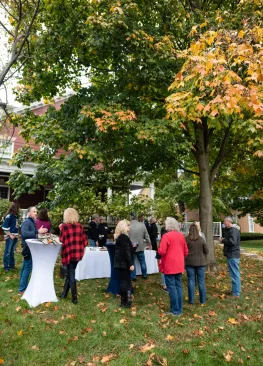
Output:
[210, 122, 233, 182]
[179, 165, 200, 176]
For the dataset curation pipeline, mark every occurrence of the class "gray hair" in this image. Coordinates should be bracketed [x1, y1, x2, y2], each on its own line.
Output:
[150, 217, 156, 223]
[28, 206, 36, 213]
[165, 217, 180, 232]
[92, 213, 99, 219]
[224, 216, 233, 224]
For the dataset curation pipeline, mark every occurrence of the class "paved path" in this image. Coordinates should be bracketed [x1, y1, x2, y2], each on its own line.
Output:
[216, 243, 263, 261]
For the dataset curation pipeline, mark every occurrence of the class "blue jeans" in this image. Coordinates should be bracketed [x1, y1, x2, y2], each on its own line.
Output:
[164, 273, 183, 315]
[227, 258, 241, 296]
[131, 251, 147, 279]
[186, 265, 206, 304]
[18, 258, 32, 292]
[3, 237, 18, 270]
[161, 273, 166, 287]
[89, 239, 96, 247]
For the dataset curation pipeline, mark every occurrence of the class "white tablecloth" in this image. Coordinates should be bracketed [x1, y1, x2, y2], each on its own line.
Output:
[75, 248, 159, 281]
[22, 239, 61, 307]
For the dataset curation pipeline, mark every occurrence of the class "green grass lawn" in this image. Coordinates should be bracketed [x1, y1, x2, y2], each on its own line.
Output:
[241, 240, 263, 256]
[1, 244, 263, 366]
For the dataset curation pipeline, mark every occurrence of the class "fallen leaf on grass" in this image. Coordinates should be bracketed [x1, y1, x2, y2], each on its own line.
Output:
[17, 330, 23, 336]
[146, 352, 155, 366]
[208, 310, 217, 316]
[120, 318, 127, 324]
[218, 326, 225, 330]
[31, 345, 40, 350]
[91, 320, 96, 323]
[66, 314, 76, 319]
[131, 311, 136, 316]
[83, 327, 93, 333]
[102, 331, 107, 336]
[193, 314, 202, 319]
[138, 343, 155, 353]
[223, 350, 234, 362]
[129, 344, 134, 349]
[182, 349, 190, 354]
[77, 355, 85, 363]
[0, 359, 4, 364]
[45, 302, 51, 307]
[194, 329, 204, 336]
[7, 289, 13, 293]
[16, 306, 21, 312]
[227, 318, 238, 325]
[165, 335, 174, 341]
[241, 346, 246, 352]
[101, 353, 117, 363]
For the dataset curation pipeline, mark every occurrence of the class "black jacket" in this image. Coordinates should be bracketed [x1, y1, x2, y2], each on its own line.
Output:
[148, 223, 158, 241]
[98, 223, 108, 243]
[223, 226, 240, 258]
[88, 220, 99, 241]
[114, 234, 134, 270]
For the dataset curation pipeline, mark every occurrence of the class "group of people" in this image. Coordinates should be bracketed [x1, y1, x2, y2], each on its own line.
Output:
[2, 203, 241, 313]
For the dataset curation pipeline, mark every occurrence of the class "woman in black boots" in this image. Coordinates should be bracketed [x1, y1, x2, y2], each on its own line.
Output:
[59, 208, 87, 304]
[114, 220, 134, 308]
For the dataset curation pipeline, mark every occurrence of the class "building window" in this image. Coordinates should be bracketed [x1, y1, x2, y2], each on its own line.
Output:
[0, 140, 14, 159]
[0, 186, 9, 199]
[248, 214, 254, 233]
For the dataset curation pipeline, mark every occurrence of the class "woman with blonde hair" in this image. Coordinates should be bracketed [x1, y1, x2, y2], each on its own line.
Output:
[59, 208, 87, 304]
[114, 220, 134, 307]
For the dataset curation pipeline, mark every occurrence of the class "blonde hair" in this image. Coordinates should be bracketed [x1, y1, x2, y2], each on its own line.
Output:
[165, 217, 180, 232]
[63, 208, 79, 224]
[114, 219, 130, 241]
[194, 221, 201, 232]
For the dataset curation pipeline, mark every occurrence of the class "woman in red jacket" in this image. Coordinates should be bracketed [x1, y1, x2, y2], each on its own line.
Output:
[59, 208, 87, 304]
[158, 217, 188, 316]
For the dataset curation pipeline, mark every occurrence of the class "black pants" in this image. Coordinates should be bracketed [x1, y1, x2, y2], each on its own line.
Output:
[119, 268, 132, 304]
[66, 261, 78, 299]
[98, 239, 106, 247]
[151, 238, 157, 251]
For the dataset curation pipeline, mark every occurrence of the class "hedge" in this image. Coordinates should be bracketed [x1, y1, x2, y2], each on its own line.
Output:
[240, 232, 263, 241]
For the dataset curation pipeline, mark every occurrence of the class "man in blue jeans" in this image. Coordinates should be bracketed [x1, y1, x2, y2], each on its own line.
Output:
[18, 206, 48, 295]
[129, 214, 151, 281]
[219, 216, 241, 297]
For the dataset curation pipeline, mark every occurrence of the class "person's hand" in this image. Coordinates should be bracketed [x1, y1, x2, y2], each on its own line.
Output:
[218, 237, 223, 243]
[96, 241, 99, 247]
[59, 223, 63, 231]
[148, 244, 152, 250]
[130, 265, 134, 271]
[38, 226, 48, 234]
[9, 234, 15, 240]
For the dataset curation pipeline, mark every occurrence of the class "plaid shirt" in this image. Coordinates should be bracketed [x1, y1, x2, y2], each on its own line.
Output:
[60, 223, 88, 266]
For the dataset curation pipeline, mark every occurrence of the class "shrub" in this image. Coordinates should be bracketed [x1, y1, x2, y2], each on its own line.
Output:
[240, 232, 263, 241]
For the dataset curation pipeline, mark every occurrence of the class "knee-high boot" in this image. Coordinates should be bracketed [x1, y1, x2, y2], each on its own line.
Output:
[61, 278, 70, 299]
[71, 281, 78, 304]
[120, 280, 128, 307]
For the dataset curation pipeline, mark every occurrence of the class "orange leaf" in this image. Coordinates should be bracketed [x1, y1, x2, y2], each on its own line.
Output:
[101, 353, 117, 363]
[165, 335, 174, 341]
[139, 343, 155, 353]
[17, 330, 23, 336]
[0, 359, 4, 365]
[227, 318, 238, 325]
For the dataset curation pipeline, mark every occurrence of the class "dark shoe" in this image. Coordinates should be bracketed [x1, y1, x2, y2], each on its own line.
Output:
[60, 278, 70, 299]
[131, 278, 137, 282]
[162, 286, 168, 292]
[72, 297, 78, 304]
[142, 276, 148, 280]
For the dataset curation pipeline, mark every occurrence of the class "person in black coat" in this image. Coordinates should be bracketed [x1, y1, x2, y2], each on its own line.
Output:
[98, 217, 109, 247]
[114, 220, 134, 307]
[148, 217, 158, 251]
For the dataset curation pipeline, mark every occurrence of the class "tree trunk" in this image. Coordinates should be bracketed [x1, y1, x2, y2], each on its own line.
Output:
[195, 124, 217, 270]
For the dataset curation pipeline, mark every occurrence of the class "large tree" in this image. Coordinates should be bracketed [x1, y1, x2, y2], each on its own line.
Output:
[10, 0, 259, 267]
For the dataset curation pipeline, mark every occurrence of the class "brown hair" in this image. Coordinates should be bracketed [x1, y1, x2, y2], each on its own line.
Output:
[37, 208, 50, 221]
[188, 223, 200, 241]
[8, 202, 20, 216]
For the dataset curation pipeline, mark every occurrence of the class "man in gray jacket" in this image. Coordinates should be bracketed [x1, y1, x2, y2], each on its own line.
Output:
[129, 214, 151, 281]
[219, 216, 241, 297]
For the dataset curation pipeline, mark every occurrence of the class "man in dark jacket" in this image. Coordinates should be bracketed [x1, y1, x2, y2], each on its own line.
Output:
[18, 206, 48, 294]
[98, 217, 109, 247]
[148, 217, 158, 251]
[88, 214, 99, 247]
[219, 216, 241, 297]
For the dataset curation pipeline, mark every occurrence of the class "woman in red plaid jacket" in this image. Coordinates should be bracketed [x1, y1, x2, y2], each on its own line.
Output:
[59, 208, 88, 304]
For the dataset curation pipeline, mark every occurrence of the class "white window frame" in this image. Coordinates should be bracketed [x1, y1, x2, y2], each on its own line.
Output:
[0, 185, 10, 200]
[248, 214, 254, 233]
[0, 139, 14, 159]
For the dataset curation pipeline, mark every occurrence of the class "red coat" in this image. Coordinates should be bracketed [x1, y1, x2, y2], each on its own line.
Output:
[60, 223, 88, 266]
[158, 231, 188, 274]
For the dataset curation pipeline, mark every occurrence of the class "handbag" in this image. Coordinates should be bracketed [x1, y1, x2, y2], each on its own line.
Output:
[38, 233, 60, 245]
[59, 265, 67, 279]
